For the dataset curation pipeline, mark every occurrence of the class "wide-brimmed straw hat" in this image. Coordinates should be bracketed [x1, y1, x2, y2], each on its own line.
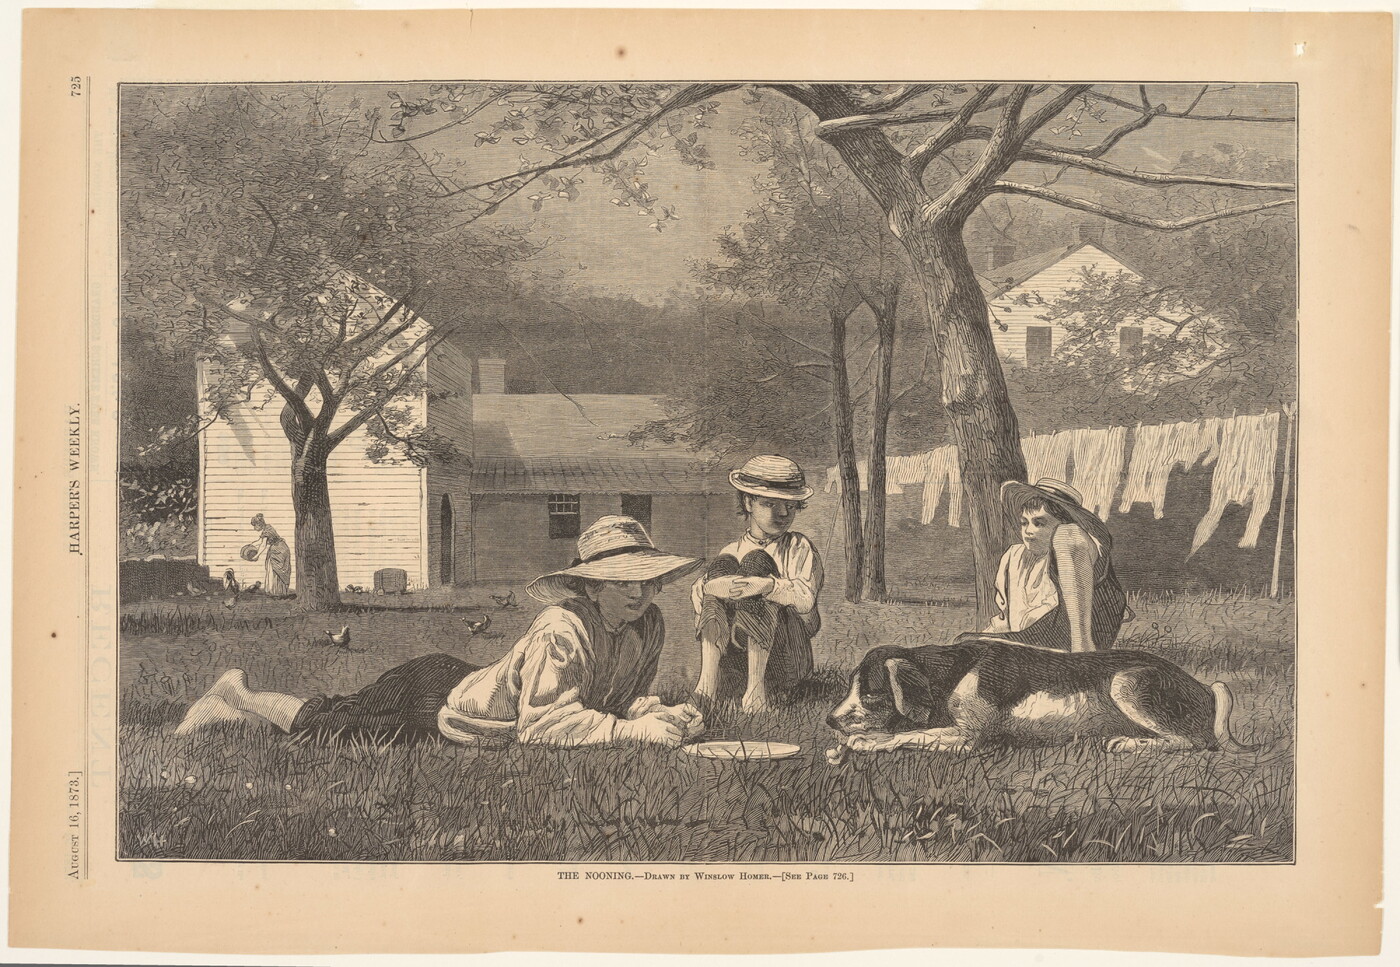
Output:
[525, 515, 704, 605]
[728, 455, 814, 501]
[1000, 478, 1112, 549]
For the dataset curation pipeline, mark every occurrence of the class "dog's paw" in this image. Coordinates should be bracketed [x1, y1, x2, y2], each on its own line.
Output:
[1106, 736, 1152, 754]
[844, 732, 895, 753]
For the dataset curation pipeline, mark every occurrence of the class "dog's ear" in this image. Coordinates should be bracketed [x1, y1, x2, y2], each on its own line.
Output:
[885, 658, 933, 725]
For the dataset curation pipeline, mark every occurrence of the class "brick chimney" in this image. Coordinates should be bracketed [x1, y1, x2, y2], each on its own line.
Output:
[1076, 223, 1105, 246]
[478, 358, 506, 395]
[987, 241, 1016, 272]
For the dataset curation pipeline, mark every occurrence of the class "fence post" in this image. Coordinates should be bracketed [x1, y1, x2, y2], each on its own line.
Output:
[1270, 403, 1296, 599]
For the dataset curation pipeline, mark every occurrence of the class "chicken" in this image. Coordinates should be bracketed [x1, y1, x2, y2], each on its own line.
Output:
[222, 593, 239, 611]
[326, 626, 351, 649]
[490, 591, 518, 610]
[185, 580, 208, 597]
[246, 581, 262, 593]
[222, 569, 240, 594]
[463, 614, 491, 636]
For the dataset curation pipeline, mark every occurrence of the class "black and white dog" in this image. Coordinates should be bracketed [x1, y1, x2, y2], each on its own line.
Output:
[826, 640, 1258, 760]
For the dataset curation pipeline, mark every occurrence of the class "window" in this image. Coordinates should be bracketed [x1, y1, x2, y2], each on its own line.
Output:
[1119, 325, 1143, 356]
[1025, 326, 1053, 368]
[548, 493, 581, 539]
[621, 494, 653, 532]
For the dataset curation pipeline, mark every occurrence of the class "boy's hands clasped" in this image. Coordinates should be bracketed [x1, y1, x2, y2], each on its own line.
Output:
[622, 702, 706, 747]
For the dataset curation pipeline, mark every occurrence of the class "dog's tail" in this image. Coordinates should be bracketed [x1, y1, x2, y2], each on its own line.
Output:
[1211, 682, 1262, 753]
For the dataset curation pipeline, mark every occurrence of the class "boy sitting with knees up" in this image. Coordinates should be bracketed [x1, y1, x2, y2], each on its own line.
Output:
[691, 455, 824, 711]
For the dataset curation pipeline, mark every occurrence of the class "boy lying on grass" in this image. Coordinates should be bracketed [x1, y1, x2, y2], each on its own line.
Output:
[176, 516, 707, 748]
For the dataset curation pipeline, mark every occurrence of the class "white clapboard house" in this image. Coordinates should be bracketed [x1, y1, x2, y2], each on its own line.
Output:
[197, 297, 471, 592]
[198, 314, 730, 592]
[976, 236, 1216, 371]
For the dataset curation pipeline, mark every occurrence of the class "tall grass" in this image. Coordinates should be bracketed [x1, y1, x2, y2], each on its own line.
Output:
[118, 588, 1294, 863]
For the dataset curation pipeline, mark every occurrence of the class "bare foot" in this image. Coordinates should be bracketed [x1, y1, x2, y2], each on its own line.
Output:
[740, 689, 770, 713]
[209, 668, 251, 707]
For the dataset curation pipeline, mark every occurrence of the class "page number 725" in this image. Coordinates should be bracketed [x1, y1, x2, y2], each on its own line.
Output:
[70, 77, 82, 97]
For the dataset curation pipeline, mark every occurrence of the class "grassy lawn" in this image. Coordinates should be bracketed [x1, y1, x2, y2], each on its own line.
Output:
[118, 585, 1294, 863]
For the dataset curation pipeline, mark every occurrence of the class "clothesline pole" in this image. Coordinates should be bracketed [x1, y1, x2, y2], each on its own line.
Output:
[1269, 403, 1296, 599]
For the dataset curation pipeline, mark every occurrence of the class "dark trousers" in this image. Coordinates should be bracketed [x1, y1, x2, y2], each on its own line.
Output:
[289, 653, 478, 743]
[698, 550, 816, 693]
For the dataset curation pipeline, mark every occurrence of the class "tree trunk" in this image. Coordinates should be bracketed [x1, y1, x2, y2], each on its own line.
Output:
[830, 306, 864, 604]
[291, 442, 342, 611]
[906, 220, 1027, 624]
[810, 120, 1027, 623]
[862, 292, 897, 601]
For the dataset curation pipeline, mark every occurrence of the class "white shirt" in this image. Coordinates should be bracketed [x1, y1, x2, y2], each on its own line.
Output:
[438, 600, 664, 746]
[690, 530, 824, 616]
[987, 525, 1101, 633]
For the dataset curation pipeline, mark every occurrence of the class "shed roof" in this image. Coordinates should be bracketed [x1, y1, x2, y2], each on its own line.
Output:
[470, 394, 728, 494]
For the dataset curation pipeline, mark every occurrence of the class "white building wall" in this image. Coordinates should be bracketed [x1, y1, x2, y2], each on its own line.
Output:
[198, 341, 430, 591]
[987, 245, 1182, 364]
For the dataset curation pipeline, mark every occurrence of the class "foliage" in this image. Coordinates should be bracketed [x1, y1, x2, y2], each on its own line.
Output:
[1000, 143, 1298, 430]
[625, 304, 833, 459]
[121, 84, 540, 469]
[120, 463, 199, 525]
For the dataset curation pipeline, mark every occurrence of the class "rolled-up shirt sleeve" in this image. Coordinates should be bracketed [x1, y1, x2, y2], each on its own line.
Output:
[514, 624, 622, 746]
[766, 536, 822, 614]
[690, 574, 707, 615]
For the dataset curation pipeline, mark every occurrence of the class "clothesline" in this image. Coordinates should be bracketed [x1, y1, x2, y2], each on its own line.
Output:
[822, 410, 1288, 553]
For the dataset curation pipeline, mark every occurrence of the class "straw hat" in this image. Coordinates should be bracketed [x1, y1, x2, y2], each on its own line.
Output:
[728, 455, 813, 501]
[999, 478, 1112, 549]
[525, 515, 704, 605]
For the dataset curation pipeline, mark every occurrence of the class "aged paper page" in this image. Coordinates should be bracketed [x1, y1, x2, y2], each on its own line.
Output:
[10, 8, 1389, 957]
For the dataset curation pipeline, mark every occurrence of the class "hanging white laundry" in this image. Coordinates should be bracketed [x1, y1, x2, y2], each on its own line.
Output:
[889, 453, 930, 488]
[1069, 425, 1127, 521]
[825, 465, 840, 494]
[1118, 420, 1212, 518]
[856, 457, 905, 494]
[920, 446, 962, 527]
[1199, 416, 1227, 467]
[1190, 411, 1280, 554]
[1021, 429, 1075, 484]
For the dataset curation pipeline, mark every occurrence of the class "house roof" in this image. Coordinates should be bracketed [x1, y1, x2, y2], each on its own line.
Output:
[977, 242, 1083, 298]
[976, 241, 1153, 300]
[470, 394, 729, 494]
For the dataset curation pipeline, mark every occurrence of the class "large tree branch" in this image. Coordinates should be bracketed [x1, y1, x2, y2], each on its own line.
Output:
[251, 198, 279, 257]
[1015, 146, 1297, 190]
[342, 292, 418, 354]
[932, 86, 1031, 217]
[1016, 84, 1094, 142]
[859, 84, 937, 114]
[987, 182, 1297, 229]
[368, 92, 498, 144]
[313, 370, 340, 433]
[328, 329, 452, 448]
[426, 83, 737, 201]
[1086, 88, 1294, 122]
[358, 322, 449, 389]
[814, 86, 1043, 139]
[251, 328, 314, 434]
[908, 85, 998, 181]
